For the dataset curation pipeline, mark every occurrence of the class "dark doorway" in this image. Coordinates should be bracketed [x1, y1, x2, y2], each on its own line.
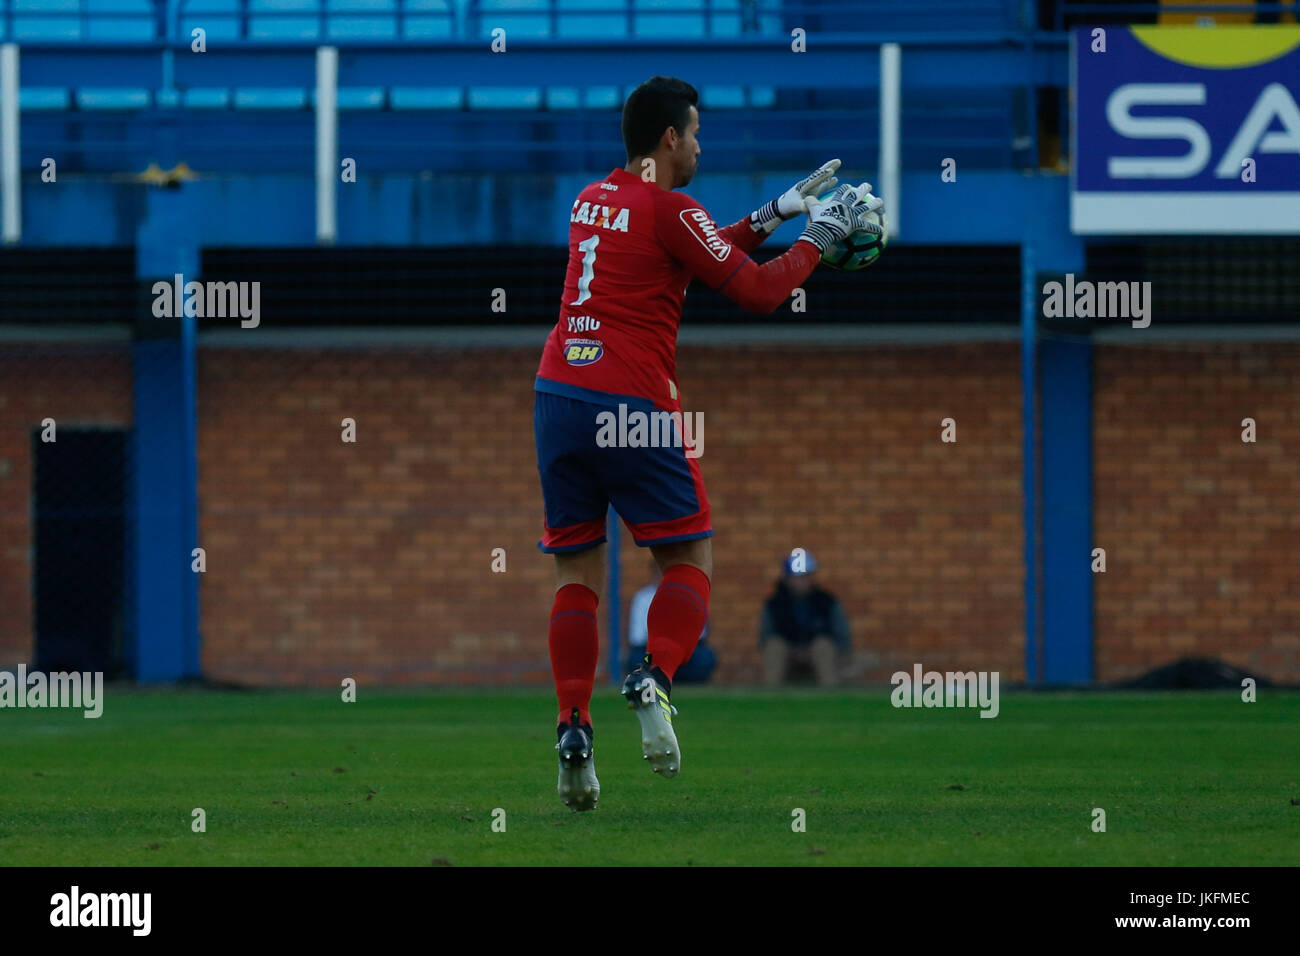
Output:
[32, 428, 131, 678]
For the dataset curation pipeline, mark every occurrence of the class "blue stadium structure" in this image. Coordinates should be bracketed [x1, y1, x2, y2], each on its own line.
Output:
[2, 1, 1294, 684]
[4, 1, 1037, 191]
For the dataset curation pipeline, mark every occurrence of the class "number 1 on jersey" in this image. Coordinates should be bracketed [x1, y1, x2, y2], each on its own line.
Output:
[571, 234, 600, 306]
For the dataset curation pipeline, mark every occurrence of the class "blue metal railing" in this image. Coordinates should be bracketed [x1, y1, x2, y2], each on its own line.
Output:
[8, 0, 1293, 44]
[169, 0, 461, 42]
[1, 0, 164, 41]
[0, 0, 785, 43]
[0, 0, 1044, 44]
[462, 0, 776, 37]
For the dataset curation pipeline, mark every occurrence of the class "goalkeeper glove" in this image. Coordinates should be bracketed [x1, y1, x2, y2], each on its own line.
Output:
[797, 182, 885, 254]
[749, 158, 842, 235]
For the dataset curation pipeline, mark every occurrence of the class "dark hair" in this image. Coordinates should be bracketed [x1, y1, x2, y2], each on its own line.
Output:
[622, 76, 698, 161]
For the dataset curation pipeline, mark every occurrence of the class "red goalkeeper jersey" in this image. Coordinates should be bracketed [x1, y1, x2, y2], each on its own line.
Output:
[535, 167, 820, 408]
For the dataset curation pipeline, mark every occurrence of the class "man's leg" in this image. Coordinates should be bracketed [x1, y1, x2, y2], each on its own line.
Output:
[610, 421, 712, 778]
[810, 636, 839, 688]
[535, 389, 610, 810]
[549, 543, 605, 727]
[643, 536, 711, 682]
[650, 536, 712, 578]
[618, 537, 709, 779]
[762, 638, 789, 687]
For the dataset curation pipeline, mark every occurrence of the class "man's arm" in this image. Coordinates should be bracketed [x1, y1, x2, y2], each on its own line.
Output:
[658, 182, 882, 316]
[716, 159, 843, 259]
[716, 244, 822, 314]
[657, 194, 821, 315]
[725, 184, 886, 313]
[715, 215, 771, 256]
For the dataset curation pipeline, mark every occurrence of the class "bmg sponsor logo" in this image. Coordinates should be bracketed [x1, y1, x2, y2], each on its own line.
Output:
[679, 208, 731, 261]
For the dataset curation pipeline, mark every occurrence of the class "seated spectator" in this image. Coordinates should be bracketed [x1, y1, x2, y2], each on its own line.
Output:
[628, 558, 716, 683]
[759, 550, 850, 687]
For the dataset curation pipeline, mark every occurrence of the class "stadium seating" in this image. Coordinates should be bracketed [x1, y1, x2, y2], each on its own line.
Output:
[3, 0, 778, 113]
[173, 0, 460, 42]
[3, 0, 1015, 174]
[4, 0, 154, 41]
[553, 0, 630, 39]
[0, 0, 795, 43]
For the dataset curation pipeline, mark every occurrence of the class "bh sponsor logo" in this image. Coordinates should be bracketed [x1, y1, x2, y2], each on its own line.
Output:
[563, 337, 603, 366]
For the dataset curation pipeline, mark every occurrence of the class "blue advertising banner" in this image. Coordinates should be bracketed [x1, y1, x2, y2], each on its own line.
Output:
[1072, 26, 1300, 234]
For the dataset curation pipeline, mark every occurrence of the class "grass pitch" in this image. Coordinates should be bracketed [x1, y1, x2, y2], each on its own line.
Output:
[1, 688, 1296, 866]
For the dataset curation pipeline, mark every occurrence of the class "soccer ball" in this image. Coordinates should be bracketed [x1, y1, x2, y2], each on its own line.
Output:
[816, 191, 888, 272]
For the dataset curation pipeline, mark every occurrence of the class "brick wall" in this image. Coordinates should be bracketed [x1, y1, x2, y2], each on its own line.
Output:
[0, 346, 134, 665]
[3, 341, 1295, 685]
[1092, 343, 1300, 682]
[197, 344, 1025, 686]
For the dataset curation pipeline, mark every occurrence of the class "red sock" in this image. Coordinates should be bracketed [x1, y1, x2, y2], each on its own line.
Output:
[549, 583, 599, 727]
[646, 564, 711, 681]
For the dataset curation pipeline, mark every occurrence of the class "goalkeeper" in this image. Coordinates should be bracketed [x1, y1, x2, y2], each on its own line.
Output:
[535, 75, 884, 811]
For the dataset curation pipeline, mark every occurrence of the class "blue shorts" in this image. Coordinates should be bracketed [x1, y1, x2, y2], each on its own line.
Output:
[534, 384, 712, 553]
